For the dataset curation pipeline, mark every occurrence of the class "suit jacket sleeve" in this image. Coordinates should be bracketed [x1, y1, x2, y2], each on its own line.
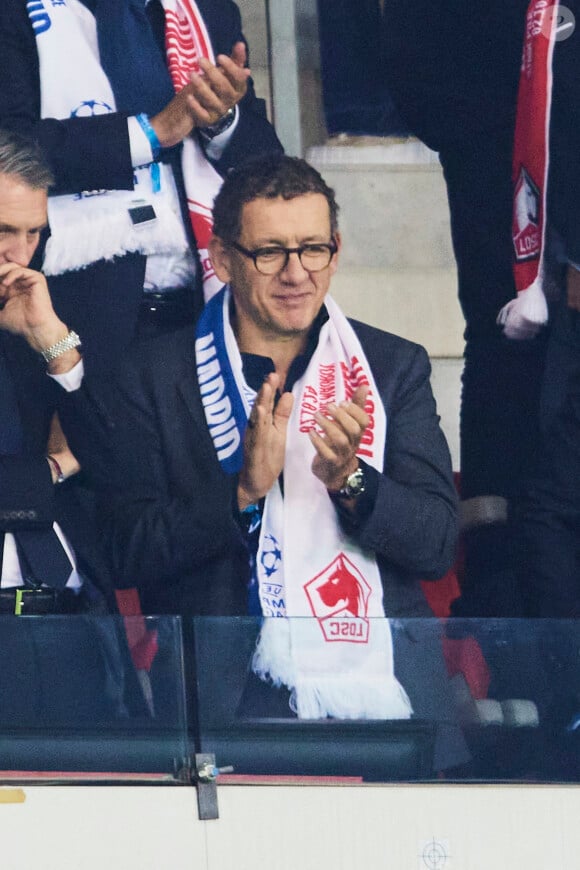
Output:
[0, 0, 281, 197]
[0, 338, 57, 532]
[0, 0, 135, 195]
[340, 328, 458, 579]
[59, 337, 245, 593]
[0, 456, 56, 532]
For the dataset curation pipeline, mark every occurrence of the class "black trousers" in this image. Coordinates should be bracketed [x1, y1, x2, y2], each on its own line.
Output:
[438, 130, 548, 504]
[316, 0, 410, 137]
[516, 302, 580, 617]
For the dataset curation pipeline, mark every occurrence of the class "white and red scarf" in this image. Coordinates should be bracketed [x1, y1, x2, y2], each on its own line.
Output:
[31, 0, 223, 299]
[195, 287, 413, 720]
[498, 0, 559, 339]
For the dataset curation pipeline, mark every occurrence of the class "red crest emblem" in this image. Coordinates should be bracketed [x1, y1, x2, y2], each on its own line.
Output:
[304, 553, 371, 643]
[513, 166, 541, 262]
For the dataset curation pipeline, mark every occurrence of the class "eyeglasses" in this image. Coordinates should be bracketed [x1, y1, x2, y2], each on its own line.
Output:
[230, 239, 338, 275]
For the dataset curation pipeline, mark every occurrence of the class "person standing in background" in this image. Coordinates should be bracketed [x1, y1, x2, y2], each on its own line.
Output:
[383, 0, 547, 615]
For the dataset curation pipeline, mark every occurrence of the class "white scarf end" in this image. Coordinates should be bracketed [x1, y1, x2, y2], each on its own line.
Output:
[293, 677, 413, 720]
[252, 619, 297, 688]
[496, 278, 548, 340]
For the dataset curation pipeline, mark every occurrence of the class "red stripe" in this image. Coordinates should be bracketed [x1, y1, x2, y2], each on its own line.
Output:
[512, 0, 559, 293]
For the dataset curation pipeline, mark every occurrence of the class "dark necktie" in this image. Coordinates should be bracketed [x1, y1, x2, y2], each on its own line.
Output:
[0, 344, 72, 589]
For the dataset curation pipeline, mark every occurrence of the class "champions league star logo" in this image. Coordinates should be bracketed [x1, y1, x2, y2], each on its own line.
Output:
[260, 534, 282, 577]
[71, 99, 114, 118]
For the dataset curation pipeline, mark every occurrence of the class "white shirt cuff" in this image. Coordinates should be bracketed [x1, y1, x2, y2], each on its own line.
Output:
[49, 359, 85, 392]
[128, 115, 155, 167]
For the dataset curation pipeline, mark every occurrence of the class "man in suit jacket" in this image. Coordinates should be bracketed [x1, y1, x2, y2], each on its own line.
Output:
[0, 129, 131, 723]
[57, 155, 466, 769]
[0, 0, 282, 373]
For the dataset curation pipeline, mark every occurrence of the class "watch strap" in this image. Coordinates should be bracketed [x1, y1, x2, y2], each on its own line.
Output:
[199, 107, 236, 140]
[40, 330, 82, 363]
[335, 466, 366, 499]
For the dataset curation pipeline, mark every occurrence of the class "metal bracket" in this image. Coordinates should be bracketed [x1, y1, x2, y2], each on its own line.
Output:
[193, 753, 234, 820]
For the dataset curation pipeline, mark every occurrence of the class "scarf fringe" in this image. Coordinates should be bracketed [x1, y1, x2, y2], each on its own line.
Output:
[252, 618, 413, 721]
[496, 278, 548, 340]
[43, 195, 188, 276]
[293, 675, 413, 720]
[252, 618, 297, 688]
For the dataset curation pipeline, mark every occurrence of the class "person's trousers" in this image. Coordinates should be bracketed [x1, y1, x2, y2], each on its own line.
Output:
[515, 302, 580, 617]
[316, 0, 410, 136]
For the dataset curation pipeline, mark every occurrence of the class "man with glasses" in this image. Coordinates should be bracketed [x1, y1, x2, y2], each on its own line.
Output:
[61, 153, 457, 618]
[58, 155, 466, 770]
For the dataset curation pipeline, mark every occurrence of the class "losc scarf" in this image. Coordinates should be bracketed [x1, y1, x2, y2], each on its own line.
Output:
[497, 0, 559, 339]
[195, 288, 413, 720]
[30, 0, 223, 298]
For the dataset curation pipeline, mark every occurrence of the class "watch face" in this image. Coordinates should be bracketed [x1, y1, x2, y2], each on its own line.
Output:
[343, 467, 365, 497]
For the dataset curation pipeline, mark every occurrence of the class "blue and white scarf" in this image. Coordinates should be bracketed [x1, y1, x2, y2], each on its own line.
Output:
[195, 288, 412, 720]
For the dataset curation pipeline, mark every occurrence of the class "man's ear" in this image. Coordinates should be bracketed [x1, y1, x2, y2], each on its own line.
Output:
[208, 235, 233, 283]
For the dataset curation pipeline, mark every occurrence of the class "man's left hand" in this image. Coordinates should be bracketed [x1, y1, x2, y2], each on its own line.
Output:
[309, 385, 370, 491]
[151, 47, 249, 148]
[567, 264, 580, 311]
[195, 49, 249, 122]
[0, 262, 80, 373]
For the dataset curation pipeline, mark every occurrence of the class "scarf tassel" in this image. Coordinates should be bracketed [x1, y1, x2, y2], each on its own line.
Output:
[253, 618, 413, 721]
[496, 278, 549, 340]
[292, 676, 413, 721]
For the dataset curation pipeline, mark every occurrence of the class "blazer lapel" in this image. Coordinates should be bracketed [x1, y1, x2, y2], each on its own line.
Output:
[175, 370, 222, 465]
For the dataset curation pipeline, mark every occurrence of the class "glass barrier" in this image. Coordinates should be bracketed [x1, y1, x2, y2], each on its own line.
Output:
[0, 615, 189, 783]
[1, 616, 578, 784]
[192, 617, 580, 783]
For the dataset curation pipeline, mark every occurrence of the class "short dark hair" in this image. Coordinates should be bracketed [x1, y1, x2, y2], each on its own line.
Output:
[0, 128, 54, 190]
[212, 154, 339, 242]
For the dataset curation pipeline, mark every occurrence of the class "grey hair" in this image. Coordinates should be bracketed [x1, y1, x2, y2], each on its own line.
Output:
[0, 129, 54, 190]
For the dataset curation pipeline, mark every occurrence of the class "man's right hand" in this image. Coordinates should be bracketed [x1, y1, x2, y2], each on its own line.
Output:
[237, 373, 293, 511]
[151, 49, 250, 149]
[0, 262, 66, 348]
[567, 264, 580, 312]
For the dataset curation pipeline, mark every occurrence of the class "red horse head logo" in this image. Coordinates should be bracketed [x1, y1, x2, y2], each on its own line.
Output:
[316, 569, 364, 617]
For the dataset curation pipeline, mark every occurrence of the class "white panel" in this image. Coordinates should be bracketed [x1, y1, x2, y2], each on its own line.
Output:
[1, 783, 577, 870]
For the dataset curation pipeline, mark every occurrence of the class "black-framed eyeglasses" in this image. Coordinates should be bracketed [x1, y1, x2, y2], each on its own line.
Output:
[230, 239, 338, 275]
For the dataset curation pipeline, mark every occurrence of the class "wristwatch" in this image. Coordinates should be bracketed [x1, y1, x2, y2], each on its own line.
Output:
[335, 465, 366, 499]
[200, 107, 236, 139]
[39, 329, 81, 363]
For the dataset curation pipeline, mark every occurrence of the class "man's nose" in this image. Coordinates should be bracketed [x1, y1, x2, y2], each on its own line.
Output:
[5, 236, 32, 266]
[281, 250, 308, 281]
